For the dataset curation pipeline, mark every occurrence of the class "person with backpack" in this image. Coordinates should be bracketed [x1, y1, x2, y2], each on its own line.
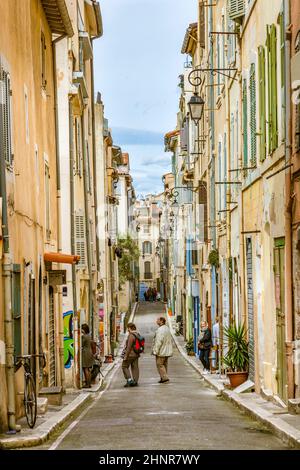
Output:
[152, 317, 173, 383]
[121, 322, 144, 387]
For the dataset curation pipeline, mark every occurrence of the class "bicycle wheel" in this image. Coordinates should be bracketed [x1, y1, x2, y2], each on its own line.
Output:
[24, 373, 37, 428]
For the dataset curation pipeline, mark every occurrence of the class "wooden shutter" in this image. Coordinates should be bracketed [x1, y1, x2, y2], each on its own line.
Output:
[0, 64, 13, 165]
[242, 79, 248, 168]
[250, 64, 257, 166]
[12, 265, 21, 356]
[41, 31, 47, 88]
[229, 0, 245, 23]
[258, 46, 266, 161]
[75, 211, 86, 266]
[270, 24, 278, 150]
[199, 3, 205, 49]
[267, 24, 278, 153]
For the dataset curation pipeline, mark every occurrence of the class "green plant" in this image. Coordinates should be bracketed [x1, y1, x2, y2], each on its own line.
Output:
[117, 234, 140, 287]
[208, 249, 219, 268]
[223, 323, 249, 372]
[185, 338, 194, 354]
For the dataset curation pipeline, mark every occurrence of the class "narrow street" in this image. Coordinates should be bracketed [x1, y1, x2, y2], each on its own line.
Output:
[43, 302, 287, 450]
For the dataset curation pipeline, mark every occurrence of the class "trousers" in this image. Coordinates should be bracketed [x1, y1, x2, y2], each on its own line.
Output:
[122, 357, 139, 383]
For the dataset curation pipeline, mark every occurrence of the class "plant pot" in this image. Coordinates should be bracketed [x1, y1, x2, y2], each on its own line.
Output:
[227, 371, 248, 388]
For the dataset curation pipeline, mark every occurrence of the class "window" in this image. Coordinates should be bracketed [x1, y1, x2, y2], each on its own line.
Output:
[227, 19, 236, 64]
[75, 210, 86, 267]
[12, 265, 21, 356]
[242, 79, 248, 168]
[74, 117, 82, 176]
[144, 261, 152, 279]
[86, 140, 92, 194]
[266, 24, 278, 153]
[249, 64, 257, 166]
[45, 161, 50, 240]
[41, 31, 47, 89]
[0, 64, 13, 165]
[143, 241, 152, 255]
[258, 46, 266, 161]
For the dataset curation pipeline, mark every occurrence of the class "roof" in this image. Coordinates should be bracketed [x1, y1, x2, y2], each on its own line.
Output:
[41, 0, 74, 37]
[181, 22, 197, 55]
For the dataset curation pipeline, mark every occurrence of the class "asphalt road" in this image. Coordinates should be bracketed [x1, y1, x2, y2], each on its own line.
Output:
[45, 302, 288, 450]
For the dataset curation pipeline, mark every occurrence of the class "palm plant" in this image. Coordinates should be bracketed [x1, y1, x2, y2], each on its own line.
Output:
[223, 323, 249, 372]
[185, 338, 194, 354]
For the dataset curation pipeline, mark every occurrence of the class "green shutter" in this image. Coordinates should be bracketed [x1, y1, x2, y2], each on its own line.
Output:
[12, 265, 21, 356]
[267, 24, 278, 153]
[279, 12, 284, 89]
[270, 24, 278, 150]
[243, 79, 248, 168]
[250, 64, 257, 166]
[258, 46, 266, 162]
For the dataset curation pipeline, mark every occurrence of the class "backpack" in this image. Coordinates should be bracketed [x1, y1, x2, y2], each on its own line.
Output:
[132, 333, 145, 354]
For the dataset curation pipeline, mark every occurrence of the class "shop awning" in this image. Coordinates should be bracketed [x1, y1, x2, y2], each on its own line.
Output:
[44, 253, 80, 264]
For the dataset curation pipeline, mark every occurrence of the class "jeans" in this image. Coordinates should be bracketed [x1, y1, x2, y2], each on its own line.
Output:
[199, 348, 210, 370]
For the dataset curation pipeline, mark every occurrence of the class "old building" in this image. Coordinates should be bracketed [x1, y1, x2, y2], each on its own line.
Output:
[0, 0, 73, 432]
[164, 0, 299, 404]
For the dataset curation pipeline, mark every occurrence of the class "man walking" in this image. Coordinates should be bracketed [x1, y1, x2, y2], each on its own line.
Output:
[152, 317, 173, 383]
[198, 320, 212, 374]
[122, 322, 140, 387]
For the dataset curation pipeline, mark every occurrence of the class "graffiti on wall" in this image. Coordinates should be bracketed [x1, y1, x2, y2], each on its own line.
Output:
[63, 311, 74, 368]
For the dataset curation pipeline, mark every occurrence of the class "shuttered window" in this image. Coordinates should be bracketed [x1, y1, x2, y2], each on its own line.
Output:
[229, 0, 245, 22]
[45, 162, 51, 240]
[75, 117, 82, 176]
[266, 24, 278, 153]
[250, 64, 257, 166]
[75, 211, 86, 266]
[258, 46, 266, 161]
[0, 64, 13, 165]
[223, 134, 227, 210]
[242, 79, 248, 168]
[12, 265, 21, 356]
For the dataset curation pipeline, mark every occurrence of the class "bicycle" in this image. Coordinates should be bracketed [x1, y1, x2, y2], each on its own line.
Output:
[15, 354, 46, 429]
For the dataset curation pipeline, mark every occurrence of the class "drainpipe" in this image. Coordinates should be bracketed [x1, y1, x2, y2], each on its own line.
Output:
[69, 100, 79, 387]
[283, 0, 294, 399]
[52, 34, 67, 392]
[90, 43, 100, 278]
[81, 114, 93, 334]
[209, 4, 216, 325]
[0, 96, 15, 430]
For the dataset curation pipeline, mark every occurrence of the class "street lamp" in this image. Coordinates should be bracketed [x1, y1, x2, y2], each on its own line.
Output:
[188, 93, 204, 125]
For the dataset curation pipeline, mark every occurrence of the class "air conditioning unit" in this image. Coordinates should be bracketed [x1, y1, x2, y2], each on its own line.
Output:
[229, 0, 245, 24]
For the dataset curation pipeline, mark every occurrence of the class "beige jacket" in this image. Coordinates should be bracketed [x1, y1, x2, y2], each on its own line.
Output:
[152, 325, 173, 357]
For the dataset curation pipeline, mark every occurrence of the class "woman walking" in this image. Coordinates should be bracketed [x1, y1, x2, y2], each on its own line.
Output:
[81, 323, 94, 388]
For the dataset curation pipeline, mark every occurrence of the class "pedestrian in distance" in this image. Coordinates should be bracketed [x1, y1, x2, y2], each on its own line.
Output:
[121, 322, 144, 387]
[198, 320, 212, 374]
[81, 323, 94, 388]
[152, 316, 173, 383]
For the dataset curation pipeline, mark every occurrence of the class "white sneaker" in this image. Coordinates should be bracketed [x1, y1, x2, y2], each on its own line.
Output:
[202, 370, 208, 375]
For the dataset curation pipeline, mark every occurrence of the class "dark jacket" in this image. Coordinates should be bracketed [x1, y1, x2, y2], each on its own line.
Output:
[198, 328, 212, 350]
[82, 333, 94, 368]
[123, 332, 140, 361]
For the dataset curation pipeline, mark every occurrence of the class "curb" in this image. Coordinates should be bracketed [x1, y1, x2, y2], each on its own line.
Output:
[168, 315, 300, 449]
[0, 305, 138, 450]
[0, 393, 92, 449]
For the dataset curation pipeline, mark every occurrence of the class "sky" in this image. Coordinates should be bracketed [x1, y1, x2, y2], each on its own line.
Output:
[93, 0, 197, 195]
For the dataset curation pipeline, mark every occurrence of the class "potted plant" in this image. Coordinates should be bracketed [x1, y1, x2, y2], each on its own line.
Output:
[185, 338, 195, 356]
[223, 323, 249, 388]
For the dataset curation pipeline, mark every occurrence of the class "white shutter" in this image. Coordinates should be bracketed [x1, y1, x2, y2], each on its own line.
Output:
[75, 211, 86, 266]
[229, 0, 245, 22]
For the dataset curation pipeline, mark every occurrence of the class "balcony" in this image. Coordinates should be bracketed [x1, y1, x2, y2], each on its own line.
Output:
[144, 273, 153, 280]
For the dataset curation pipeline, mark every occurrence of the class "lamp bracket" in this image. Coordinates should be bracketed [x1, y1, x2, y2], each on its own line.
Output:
[188, 67, 238, 86]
